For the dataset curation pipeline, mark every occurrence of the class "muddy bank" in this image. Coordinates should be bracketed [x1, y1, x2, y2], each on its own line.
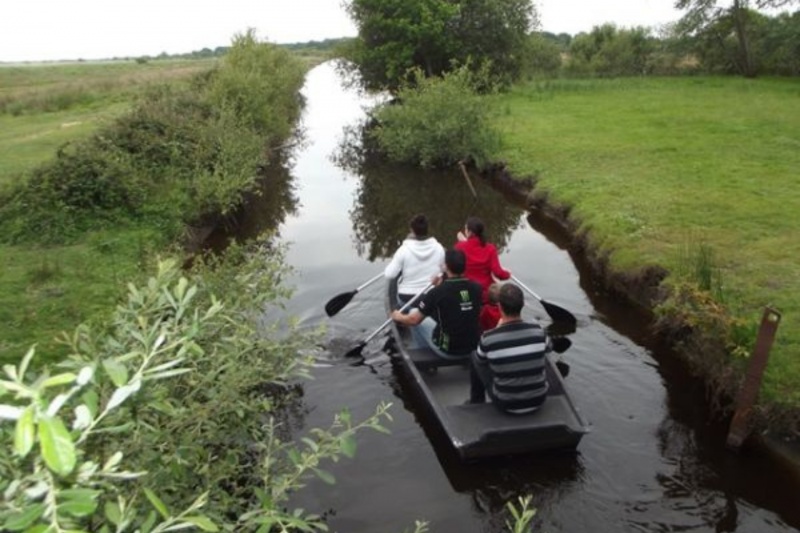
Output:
[477, 161, 800, 450]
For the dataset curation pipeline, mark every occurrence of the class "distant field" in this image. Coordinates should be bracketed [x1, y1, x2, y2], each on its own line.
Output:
[493, 76, 800, 407]
[0, 59, 217, 186]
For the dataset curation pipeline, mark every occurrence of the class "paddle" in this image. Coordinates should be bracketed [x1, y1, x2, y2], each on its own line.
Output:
[325, 272, 384, 317]
[511, 274, 576, 325]
[344, 281, 434, 359]
[550, 336, 572, 378]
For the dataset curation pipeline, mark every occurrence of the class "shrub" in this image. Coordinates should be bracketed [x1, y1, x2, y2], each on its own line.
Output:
[525, 33, 563, 78]
[371, 66, 500, 168]
[566, 24, 656, 77]
[206, 29, 306, 143]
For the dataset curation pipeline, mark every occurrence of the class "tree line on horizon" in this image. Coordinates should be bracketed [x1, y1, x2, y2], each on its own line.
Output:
[339, 0, 800, 91]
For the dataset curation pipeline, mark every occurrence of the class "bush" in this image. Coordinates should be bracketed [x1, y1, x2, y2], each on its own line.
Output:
[207, 29, 306, 143]
[566, 24, 656, 77]
[371, 66, 499, 168]
[525, 33, 563, 78]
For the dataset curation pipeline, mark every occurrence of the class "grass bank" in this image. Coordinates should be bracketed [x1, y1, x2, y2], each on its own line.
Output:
[492, 76, 800, 418]
[0, 40, 304, 364]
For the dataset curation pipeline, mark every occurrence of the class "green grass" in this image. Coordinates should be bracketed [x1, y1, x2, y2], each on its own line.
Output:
[493, 76, 800, 407]
[0, 104, 128, 186]
[0, 227, 167, 364]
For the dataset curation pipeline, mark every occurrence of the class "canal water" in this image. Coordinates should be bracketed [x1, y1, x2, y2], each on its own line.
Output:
[242, 62, 800, 533]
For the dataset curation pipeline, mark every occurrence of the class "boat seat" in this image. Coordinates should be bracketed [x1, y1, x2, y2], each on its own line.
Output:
[407, 348, 471, 370]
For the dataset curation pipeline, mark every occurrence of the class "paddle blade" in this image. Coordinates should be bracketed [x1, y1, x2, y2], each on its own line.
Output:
[551, 337, 572, 354]
[556, 359, 570, 378]
[344, 341, 367, 359]
[541, 299, 577, 325]
[325, 290, 356, 317]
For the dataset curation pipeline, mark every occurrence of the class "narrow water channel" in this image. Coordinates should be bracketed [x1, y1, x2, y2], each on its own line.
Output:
[244, 63, 800, 533]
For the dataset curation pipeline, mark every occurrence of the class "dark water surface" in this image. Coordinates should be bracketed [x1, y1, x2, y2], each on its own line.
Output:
[252, 63, 800, 533]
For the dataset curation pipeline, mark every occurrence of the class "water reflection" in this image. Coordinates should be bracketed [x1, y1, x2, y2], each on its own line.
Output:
[345, 156, 521, 260]
[203, 154, 299, 249]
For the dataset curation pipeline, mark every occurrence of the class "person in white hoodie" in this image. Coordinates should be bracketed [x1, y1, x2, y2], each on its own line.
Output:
[384, 214, 445, 304]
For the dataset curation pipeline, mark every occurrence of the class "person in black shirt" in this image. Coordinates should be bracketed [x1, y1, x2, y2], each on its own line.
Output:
[390, 249, 482, 359]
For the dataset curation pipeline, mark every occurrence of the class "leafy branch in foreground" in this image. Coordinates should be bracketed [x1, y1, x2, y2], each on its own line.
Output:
[1, 239, 394, 533]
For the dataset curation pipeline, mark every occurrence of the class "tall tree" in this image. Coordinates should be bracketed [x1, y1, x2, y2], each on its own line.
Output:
[343, 0, 537, 91]
[676, 0, 798, 77]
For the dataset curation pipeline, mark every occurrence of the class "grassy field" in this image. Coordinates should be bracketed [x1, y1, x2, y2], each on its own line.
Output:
[0, 60, 214, 362]
[493, 76, 800, 408]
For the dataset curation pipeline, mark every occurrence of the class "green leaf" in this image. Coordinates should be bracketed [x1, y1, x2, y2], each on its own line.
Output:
[141, 511, 157, 533]
[14, 406, 35, 457]
[340, 434, 357, 459]
[183, 516, 219, 532]
[102, 360, 128, 387]
[21, 525, 49, 533]
[19, 348, 36, 381]
[59, 499, 98, 518]
[313, 468, 336, 485]
[41, 373, 77, 389]
[3, 503, 46, 531]
[81, 390, 99, 417]
[38, 416, 76, 476]
[287, 447, 301, 465]
[60, 489, 102, 500]
[144, 488, 170, 519]
[104, 501, 121, 526]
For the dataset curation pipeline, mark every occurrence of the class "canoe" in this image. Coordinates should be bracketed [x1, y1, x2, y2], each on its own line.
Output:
[386, 278, 590, 460]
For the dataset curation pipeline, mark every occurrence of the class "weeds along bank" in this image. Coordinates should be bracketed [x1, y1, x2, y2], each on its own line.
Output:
[0, 32, 305, 362]
[490, 76, 800, 431]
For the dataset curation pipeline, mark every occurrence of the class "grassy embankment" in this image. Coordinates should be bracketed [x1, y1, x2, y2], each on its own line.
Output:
[0, 60, 215, 360]
[493, 76, 800, 414]
[0, 45, 303, 364]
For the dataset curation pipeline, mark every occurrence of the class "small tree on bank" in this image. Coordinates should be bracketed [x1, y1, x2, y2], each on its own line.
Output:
[370, 66, 499, 168]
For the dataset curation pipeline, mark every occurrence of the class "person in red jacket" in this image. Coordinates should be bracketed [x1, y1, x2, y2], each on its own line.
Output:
[455, 216, 511, 303]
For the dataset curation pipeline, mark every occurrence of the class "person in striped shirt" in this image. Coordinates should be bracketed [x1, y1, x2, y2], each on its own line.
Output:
[469, 283, 550, 414]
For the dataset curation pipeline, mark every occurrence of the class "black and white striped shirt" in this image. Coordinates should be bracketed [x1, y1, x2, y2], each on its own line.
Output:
[476, 321, 549, 413]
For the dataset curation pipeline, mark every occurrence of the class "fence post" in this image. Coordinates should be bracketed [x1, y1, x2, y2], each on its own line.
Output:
[726, 307, 781, 450]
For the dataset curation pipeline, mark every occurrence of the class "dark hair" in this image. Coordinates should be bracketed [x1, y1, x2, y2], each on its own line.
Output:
[445, 249, 466, 275]
[465, 216, 486, 246]
[498, 284, 524, 316]
[410, 214, 428, 238]
[487, 283, 501, 304]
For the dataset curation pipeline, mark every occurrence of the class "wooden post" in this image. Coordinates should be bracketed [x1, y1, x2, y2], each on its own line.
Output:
[726, 307, 781, 450]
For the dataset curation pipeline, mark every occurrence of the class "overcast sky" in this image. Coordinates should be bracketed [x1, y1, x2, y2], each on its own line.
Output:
[0, 0, 687, 62]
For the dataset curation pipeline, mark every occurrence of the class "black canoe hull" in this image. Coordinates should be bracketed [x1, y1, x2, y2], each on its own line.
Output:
[386, 278, 590, 460]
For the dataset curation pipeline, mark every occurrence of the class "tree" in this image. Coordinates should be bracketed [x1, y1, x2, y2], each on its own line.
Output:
[343, 0, 538, 91]
[675, 0, 798, 77]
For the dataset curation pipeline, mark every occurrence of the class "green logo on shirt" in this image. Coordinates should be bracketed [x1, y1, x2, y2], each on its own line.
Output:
[460, 290, 470, 302]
